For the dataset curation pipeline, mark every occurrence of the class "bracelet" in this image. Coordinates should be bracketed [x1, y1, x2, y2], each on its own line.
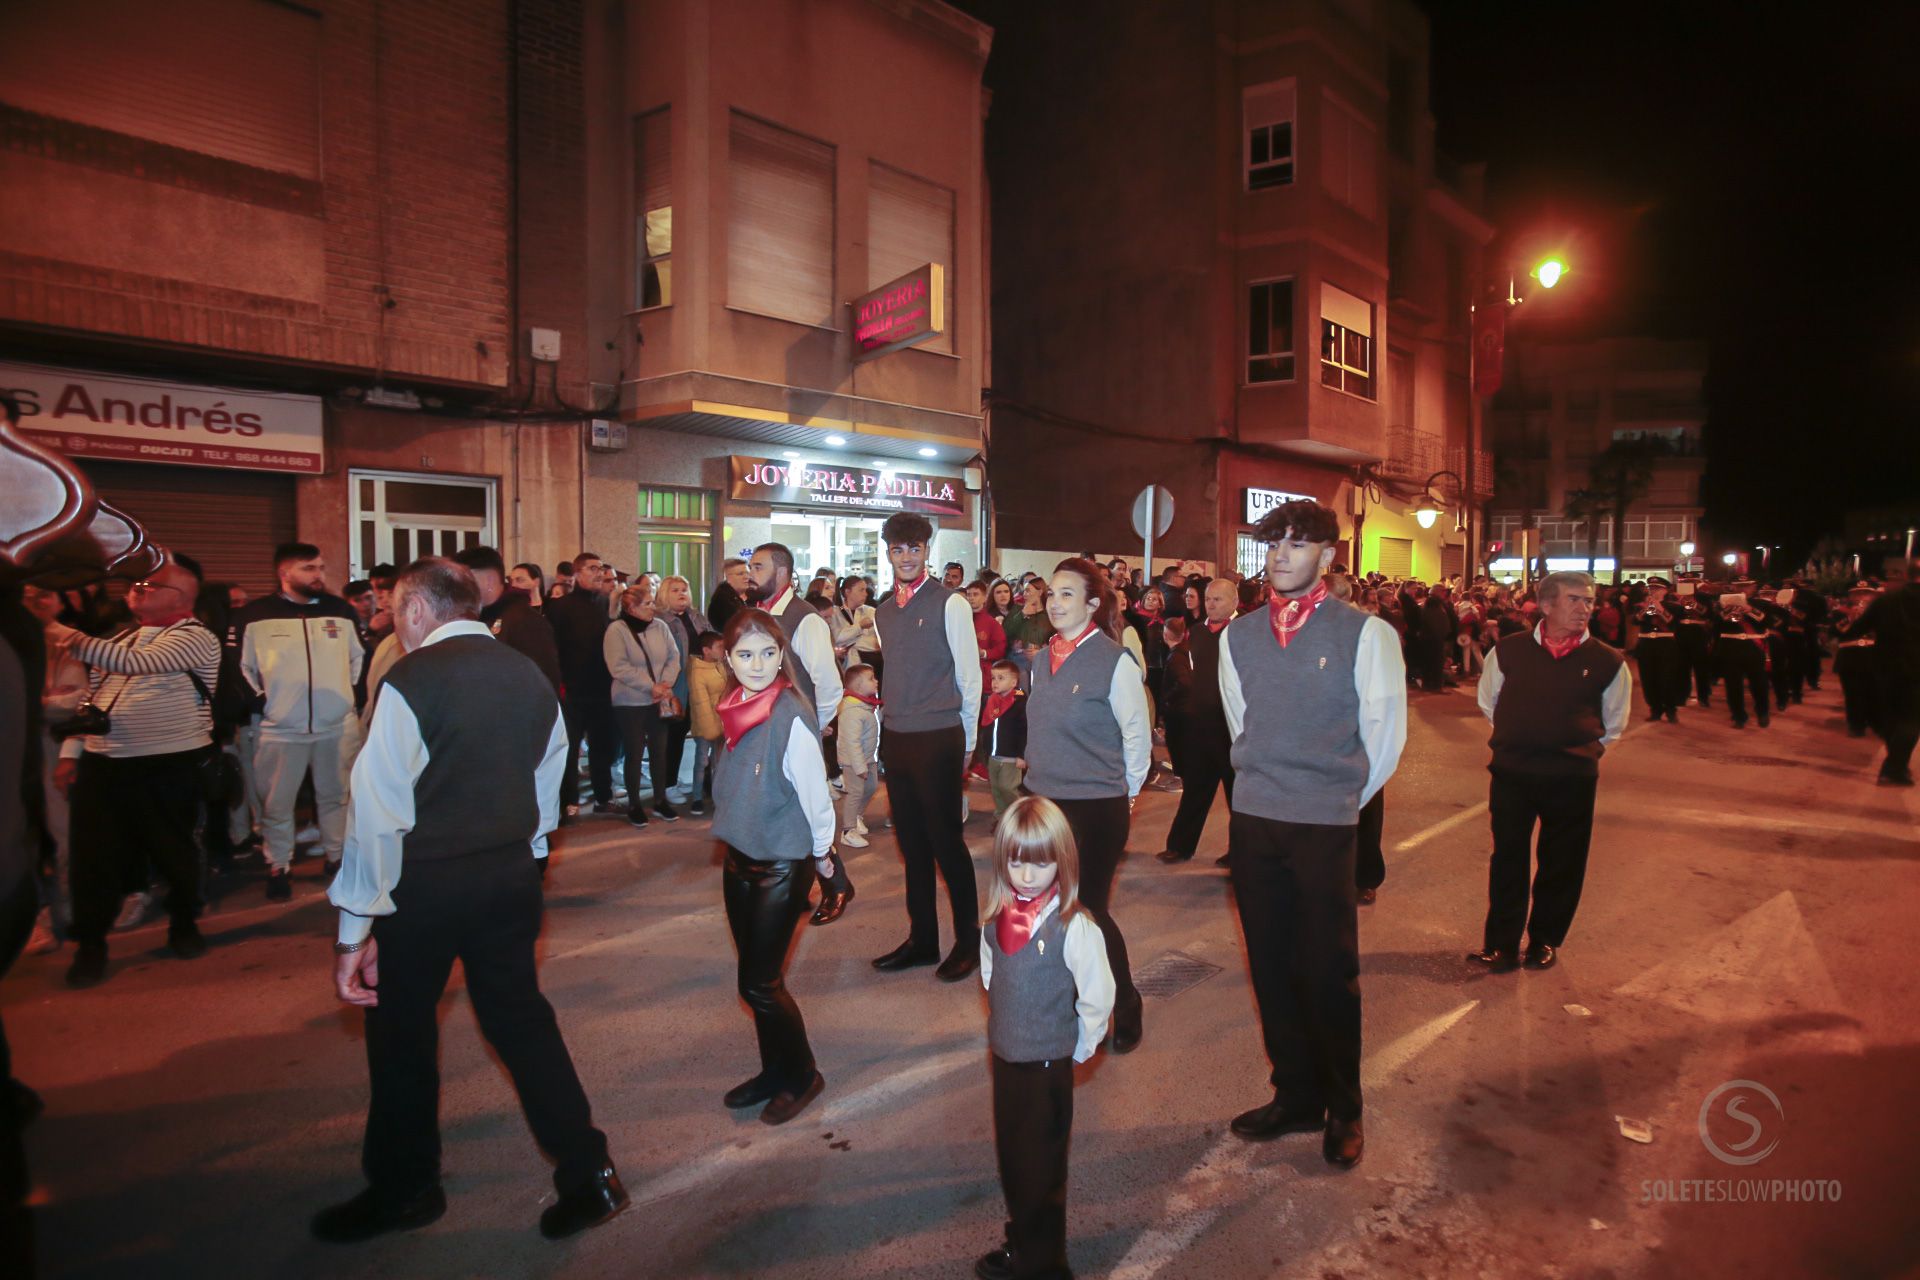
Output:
[333, 939, 368, 955]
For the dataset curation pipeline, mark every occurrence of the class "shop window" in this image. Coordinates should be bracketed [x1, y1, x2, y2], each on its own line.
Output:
[636, 485, 715, 606]
[350, 471, 496, 582]
[1247, 279, 1295, 383]
[634, 107, 672, 309]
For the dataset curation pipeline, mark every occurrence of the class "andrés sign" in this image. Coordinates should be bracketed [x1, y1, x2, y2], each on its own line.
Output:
[851, 263, 945, 361]
[1, 361, 324, 473]
[729, 456, 964, 517]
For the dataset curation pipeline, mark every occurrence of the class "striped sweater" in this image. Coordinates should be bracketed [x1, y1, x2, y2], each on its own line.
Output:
[59, 621, 221, 759]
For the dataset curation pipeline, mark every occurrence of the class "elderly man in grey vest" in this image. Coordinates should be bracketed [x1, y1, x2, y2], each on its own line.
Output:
[1218, 500, 1407, 1170]
[317, 558, 624, 1244]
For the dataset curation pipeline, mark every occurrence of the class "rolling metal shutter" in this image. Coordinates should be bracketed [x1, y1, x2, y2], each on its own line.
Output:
[80, 461, 296, 599]
[1376, 536, 1413, 579]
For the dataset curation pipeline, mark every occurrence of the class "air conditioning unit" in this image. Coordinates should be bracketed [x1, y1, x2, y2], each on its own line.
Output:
[588, 419, 628, 451]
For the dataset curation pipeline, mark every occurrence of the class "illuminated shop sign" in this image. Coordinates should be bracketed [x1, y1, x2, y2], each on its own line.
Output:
[851, 263, 945, 361]
[1243, 486, 1317, 524]
[728, 455, 964, 516]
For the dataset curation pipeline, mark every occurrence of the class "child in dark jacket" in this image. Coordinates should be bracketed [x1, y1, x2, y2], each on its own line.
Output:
[981, 659, 1028, 821]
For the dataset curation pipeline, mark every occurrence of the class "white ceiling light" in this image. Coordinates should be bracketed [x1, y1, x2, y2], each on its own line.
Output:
[782, 450, 801, 458]
[917, 446, 938, 458]
[824, 434, 847, 447]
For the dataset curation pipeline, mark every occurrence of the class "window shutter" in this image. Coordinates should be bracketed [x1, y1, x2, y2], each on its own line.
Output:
[1321, 283, 1372, 337]
[634, 108, 672, 308]
[0, 0, 320, 178]
[868, 163, 955, 353]
[728, 113, 835, 325]
[1246, 81, 1295, 133]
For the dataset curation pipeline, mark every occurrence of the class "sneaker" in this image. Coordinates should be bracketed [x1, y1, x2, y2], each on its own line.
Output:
[294, 823, 323, 846]
[831, 777, 846, 792]
[26, 912, 60, 956]
[841, 830, 869, 848]
[626, 809, 649, 828]
[114, 890, 157, 931]
[266, 871, 293, 902]
[688, 799, 706, 817]
[854, 818, 868, 836]
[591, 801, 623, 815]
[651, 803, 680, 823]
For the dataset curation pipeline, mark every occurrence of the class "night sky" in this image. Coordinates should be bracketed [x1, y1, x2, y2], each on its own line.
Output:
[1425, 0, 1920, 559]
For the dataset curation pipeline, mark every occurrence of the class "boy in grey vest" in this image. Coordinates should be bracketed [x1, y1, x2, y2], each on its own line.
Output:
[1218, 500, 1407, 1171]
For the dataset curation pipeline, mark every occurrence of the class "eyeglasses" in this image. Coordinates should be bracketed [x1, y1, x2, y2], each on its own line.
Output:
[129, 581, 183, 595]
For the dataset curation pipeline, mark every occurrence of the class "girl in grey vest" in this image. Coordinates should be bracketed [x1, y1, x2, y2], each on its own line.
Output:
[976, 797, 1114, 1280]
[710, 609, 839, 1126]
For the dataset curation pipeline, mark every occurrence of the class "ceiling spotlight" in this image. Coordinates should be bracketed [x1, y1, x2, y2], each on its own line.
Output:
[917, 446, 938, 458]
[782, 450, 801, 458]
[824, 435, 847, 447]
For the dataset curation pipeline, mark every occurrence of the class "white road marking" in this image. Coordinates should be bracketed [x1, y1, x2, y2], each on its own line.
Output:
[1393, 802, 1488, 853]
[1106, 1000, 1479, 1280]
[629, 1047, 980, 1208]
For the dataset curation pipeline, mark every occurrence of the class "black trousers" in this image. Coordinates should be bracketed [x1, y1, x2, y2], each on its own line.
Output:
[1718, 643, 1771, 726]
[992, 1055, 1074, 1279]
[1161, 741, 1233, 858]
[1802, 632, 1824, 688]
[1835, 647, 1875, 733]
[1355, 789, 1385, 891]
[722, 848, 816, 1090]
[1483, 770, 1597, 954]
[1227, 812, 1362, 1121]
[1679, 632, 1715, 704]
[612, 704, 670, 810]
[1767, 636, 1800, 708]
[1050, 795, 1142, 1035]
[561, 698, 618, 807]
[0, 868, 33, 1275]
[664, 713, 691, 789]
[877, 725, 979, 952]
[362, 849, 608, 1200]
[1636, 636, 1684, 716]
[68, 749, 203, 947]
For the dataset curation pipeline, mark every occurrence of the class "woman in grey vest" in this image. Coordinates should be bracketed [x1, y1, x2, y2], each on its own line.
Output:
[710, 608, 839, 1126]
[1022, 558, 1150, 1053]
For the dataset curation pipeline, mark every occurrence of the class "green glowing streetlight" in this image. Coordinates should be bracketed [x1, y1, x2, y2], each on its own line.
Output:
[1532, 257, 1567, 289]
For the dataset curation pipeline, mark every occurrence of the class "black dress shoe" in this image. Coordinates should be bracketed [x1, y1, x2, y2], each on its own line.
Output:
[65, 943, 107, 989]
[1465, 947, 1519, 973]
[810, 886, 854, 926]
[1879, 771, 1916, 788]
[1357, 887, 1377, 905]
[1155, 849, 1193, 864]
[1523, 943, 1557, 969]
[1214, 852, 1233, 868]
[1109, 997, 1144, 1055]
[936, 942, 981, 983]
[168, 920, 207, 959]
[975, 1247, 1016, 1280]
[871, 940, 939, 971]
[1323, 1115, 1364, 1168]
[1665, 709, 1679, 724]
[760, 1072, 824, 1125]
[1230, 1098, 1326, 1141]
[311, 1184, 447, 1243]
[540, 1166, 629, 1240]
[723, 1073, 779, 1109]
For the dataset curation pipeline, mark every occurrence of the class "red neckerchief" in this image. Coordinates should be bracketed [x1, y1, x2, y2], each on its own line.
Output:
[844, 690, 882, 709]
[1267, 581, 1328, 649]
[718, 677, 789, 751]
[893, 573, 931, 609]
[1048, 621, 1099, 674]
[1537, 624, 1586, 661]
[995, 884, 1058, 955]
[982, 687, 1021, 725]
[1134, 606, 1163, 626]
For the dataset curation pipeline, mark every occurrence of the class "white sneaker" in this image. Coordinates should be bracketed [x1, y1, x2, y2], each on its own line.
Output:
[27, 912, 59, 955]
[114, 889, 158, 931]
[841, 830, 869, 848]
[831, 776, 846, 792]
[294, 823, 322, 846]
[854, 819, 869, 836]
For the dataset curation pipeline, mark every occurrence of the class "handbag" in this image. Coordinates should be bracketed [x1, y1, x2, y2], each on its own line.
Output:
[637, 623, 684, 719]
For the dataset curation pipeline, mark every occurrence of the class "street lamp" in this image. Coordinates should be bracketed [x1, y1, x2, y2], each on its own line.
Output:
[1722, 552, 1738, 567]
[1413, 470, 1462, 532]
[1679, 540, 1696, 558]
[1531, 257, 1567, 290]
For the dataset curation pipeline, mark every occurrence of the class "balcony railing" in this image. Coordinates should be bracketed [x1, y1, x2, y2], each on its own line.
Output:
[1378, 427, 1494, 496]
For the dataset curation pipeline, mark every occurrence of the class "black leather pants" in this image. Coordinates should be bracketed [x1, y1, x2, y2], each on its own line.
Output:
[722, 847, 816, 1090]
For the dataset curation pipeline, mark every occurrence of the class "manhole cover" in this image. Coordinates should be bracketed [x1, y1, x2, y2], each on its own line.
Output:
[1133, 950, 1224, 1000]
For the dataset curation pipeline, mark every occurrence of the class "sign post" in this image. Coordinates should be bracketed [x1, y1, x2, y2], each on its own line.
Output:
[1131, 484, 1174, 581]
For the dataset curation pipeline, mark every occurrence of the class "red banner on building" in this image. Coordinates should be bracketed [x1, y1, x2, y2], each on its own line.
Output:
[1472, 303, 1506, 398]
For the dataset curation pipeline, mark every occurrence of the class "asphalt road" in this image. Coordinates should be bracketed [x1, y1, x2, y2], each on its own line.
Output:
[7, 680, 1918, 1280]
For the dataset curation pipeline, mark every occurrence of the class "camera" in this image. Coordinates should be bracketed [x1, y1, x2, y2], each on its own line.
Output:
[50, 703, 110, 742]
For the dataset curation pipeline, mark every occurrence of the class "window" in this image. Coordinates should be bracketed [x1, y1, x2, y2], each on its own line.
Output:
[1388, 348, 1414, 428]
[1320, 92, 1378, 218]
[868, 162, 955, 354]
[1320, 283, 1375, 399]
[350, 471, 496, 581]
[1247, 279, 1295, 383]
[1236, 533, 1266, 579]
[635, 486, 716, 606]
[634, 108, 672, 309]
[728, 113, 835, 325]
[1244, 81, 1296, 190]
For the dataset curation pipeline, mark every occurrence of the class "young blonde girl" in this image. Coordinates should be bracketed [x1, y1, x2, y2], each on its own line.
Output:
[974, 796, 1115, 1280]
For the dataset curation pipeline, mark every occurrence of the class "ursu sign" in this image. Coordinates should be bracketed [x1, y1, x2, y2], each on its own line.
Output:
[851, 263, 945, 361]
[729, 456, 964, 516]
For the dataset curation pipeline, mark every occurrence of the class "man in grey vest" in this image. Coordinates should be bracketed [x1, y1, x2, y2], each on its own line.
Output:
[745, 543, 851, 922]
[869, 513, 984, 981]
[1219, 500, 1407, 1169]
[318, 558, 625, 1243]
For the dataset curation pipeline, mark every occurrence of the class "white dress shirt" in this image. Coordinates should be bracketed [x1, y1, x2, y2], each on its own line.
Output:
[979, 895, 1117, 1063]
[329, 620, 566, 944]
[871, 577, 984, 755]
[780, 716, 839, 858]
[1477, 622, 1633, 747]
[768, 586, 845, 731]
[1218, 606, 1408, 808]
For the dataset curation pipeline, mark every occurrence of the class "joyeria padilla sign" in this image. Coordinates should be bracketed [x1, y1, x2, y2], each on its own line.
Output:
[851, 263, 945, 361]
[729, 456, 964, 516]
[2, 361, 324, 473]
